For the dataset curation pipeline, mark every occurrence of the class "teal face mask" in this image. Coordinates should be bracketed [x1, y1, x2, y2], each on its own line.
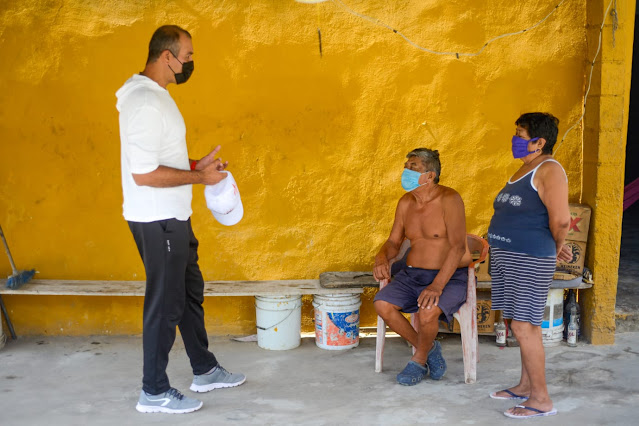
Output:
[401, 168, 425, 191]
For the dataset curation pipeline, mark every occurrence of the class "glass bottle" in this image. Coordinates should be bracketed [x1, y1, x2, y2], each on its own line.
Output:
[563, 289, 580, 340]
[495, 318, 506, 347]
[567, 307, 578, 347]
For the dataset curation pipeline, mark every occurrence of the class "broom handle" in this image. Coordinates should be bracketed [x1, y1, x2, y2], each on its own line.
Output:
[0, 295, 17, 339]
[0, 226, 19, 275]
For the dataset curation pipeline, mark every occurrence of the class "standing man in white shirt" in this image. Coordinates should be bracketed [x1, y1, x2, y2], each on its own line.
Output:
[116, 25, 245, 414]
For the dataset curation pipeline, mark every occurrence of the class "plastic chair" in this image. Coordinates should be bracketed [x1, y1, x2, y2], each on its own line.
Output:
[374, 234, 489, 384]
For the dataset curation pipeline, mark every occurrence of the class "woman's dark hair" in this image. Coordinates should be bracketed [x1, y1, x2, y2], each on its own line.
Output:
[146, 25, 191, 64]
[515, 113, 559, 155]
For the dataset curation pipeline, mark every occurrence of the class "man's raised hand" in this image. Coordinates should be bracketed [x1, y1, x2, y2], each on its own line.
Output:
[195, 145, 229, 171]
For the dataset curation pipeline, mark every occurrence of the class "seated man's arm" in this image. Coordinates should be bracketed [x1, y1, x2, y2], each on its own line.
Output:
[417, 190, 467, 310]
[373, 196, 408, 282]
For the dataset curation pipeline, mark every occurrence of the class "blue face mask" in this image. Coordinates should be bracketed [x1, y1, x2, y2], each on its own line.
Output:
[511, 135, 539, 159]
[401, 169, 425, 191]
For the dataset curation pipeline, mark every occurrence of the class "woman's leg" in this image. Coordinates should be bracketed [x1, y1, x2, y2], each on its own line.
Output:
[505, 320, 553, 416]
[492, 319, 532, 398]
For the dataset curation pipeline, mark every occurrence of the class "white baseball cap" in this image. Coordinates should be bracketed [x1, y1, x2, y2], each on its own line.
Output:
[204, 171, 244, 226]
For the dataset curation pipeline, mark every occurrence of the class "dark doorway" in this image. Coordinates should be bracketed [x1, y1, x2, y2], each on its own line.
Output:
[625, 10, 639, 188]
[616, 8, 639, 333]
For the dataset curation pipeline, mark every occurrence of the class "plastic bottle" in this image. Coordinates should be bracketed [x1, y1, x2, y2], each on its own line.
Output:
[495, 318, 506, 347]
[563, 289, 581, 340]
[567, 307, 578, 347]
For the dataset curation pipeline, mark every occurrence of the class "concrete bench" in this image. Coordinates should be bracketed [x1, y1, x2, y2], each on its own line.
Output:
[0, 279, 364, 296]
[319, 272, 592, 290]
[0, 274, 590, 296]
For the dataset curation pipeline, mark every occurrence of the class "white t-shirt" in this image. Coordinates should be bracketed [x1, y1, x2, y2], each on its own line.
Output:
[116, 74, 192, 222]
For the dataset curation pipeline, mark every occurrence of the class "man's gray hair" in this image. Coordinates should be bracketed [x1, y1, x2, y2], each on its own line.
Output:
[406, 148, 441, 183]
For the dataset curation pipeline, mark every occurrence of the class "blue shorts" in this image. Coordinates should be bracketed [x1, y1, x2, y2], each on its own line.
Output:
[374, 266, 468, 323]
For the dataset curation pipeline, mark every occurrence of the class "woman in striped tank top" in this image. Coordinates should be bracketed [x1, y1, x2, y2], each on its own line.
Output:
[487, 113, 572, 419]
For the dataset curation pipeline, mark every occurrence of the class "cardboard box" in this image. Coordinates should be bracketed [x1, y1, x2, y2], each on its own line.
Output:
[567, 203, 591, 242]
[555, 240, 587, 276]
[475, 250, 491, 282]
[438, 297, 495, 334]
[553, 271, 580, 280]
[439, 319, 456, 333]
[476, 297, 495, 334]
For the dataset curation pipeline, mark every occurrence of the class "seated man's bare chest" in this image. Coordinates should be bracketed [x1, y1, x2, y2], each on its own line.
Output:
[404, 199, 447, 241]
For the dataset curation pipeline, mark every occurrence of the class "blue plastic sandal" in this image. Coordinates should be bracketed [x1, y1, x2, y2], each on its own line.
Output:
[489, 389, 528, 400]
[426, 340, 447, 380]
[503, 405, 558, 419]
[396, 361, 429, 386]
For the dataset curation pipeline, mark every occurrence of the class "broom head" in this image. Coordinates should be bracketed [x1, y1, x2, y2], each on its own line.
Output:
[6, 269, 36, 289]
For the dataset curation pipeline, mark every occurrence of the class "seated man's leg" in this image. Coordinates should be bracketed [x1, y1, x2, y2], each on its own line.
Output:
[375, 268, 464, 384]
[376, 299, 431, 386]
[374, 270, 422, 342]
[374, 300, 417, 345]
[413, 306, 442, 365]
[419, 267, 468, 380]
[374, 271, 430, 385]
[416, 307, 447, 380]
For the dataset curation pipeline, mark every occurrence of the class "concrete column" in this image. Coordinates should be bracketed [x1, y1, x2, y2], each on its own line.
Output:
[582, 0, 636, 344]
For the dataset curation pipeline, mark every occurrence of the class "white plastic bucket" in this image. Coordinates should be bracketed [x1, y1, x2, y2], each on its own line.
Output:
[313, 294, 361, 350]
[542, 289, 564, 347]
[255, 295, 302, 350]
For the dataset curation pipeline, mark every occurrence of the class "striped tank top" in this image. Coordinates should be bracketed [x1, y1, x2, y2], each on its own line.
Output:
[487, 159, 566, 258]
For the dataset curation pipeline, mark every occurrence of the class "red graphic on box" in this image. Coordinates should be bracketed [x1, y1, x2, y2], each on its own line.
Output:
[569, 217, 582, 232]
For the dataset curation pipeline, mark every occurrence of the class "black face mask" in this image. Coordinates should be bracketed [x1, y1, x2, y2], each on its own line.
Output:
[168, 51, 194, 85]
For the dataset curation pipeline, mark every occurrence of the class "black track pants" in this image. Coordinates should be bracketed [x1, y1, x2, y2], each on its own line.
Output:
[128, 218, 218, 395]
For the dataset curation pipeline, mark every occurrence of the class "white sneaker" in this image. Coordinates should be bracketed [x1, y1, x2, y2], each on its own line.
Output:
[190, 365, 246, 393]
[135, 387, 203, 414]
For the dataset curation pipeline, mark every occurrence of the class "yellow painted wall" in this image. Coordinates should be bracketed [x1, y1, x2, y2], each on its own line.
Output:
[0, 0, 617, 337]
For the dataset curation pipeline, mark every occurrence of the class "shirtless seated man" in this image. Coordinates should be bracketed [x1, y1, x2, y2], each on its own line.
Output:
[373, 148, 471, 385]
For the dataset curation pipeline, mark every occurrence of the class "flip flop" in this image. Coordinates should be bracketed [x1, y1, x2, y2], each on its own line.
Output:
[503, 405, 558, 419]
[489, 389, 528, 400]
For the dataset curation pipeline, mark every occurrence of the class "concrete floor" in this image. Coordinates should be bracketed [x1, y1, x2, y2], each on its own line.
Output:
[1, 331, 638, 425]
